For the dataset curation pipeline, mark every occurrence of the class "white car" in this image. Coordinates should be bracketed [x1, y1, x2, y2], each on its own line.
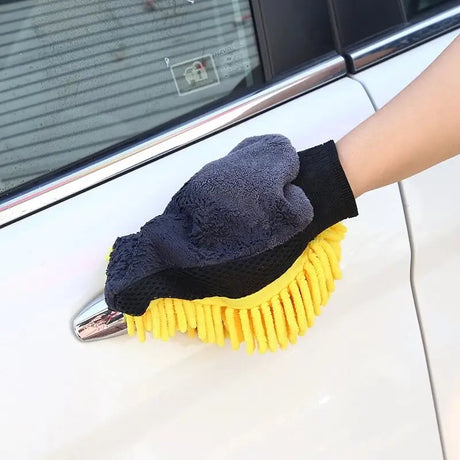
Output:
[1, 1, 459, 458]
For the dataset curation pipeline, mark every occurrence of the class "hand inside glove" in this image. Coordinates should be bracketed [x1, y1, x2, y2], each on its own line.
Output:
[104, 135, 357, 352]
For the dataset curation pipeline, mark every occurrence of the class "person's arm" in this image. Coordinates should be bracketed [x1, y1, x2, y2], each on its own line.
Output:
[337, 34, 460, 198]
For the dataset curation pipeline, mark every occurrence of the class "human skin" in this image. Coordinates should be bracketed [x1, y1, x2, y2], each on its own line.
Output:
[337, 35, 460, 198]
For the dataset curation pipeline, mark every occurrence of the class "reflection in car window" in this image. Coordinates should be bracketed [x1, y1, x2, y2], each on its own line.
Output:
[0, 0, 262, 196]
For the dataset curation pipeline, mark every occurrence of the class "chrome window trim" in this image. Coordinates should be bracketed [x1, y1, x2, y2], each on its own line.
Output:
[347, 5, 460, 72]
[0, 55, 345, 227]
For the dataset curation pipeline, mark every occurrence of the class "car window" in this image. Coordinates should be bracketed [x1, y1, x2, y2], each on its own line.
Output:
[0, 0, 262, 196]
[330, 0, 458, 49]
[329, 0, 404, 48]
[251, 0, 336, 78]
[1, 0, 457, 225]
[403, 0, 456, 18]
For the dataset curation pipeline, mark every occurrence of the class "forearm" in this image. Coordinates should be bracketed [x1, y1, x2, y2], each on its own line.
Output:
[337, 34, 460, 198]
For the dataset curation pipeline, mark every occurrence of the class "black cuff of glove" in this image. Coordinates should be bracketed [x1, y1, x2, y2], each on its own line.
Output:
[294, 140, 358, 233]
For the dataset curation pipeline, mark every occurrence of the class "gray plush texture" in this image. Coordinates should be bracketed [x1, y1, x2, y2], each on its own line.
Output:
[106, 134, 314, 302]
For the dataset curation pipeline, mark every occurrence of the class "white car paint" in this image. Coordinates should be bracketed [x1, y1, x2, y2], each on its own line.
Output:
[353, 29, 460, 460]
[0, 77, 443, 459]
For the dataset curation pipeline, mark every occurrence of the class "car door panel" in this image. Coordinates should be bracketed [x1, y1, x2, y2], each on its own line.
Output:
[352, 29, 460, 460]
[0, 78, 442, 459]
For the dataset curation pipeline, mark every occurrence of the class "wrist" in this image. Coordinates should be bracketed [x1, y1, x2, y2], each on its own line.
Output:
[336, 136, 365, 199]
[295, 141, 358, 229]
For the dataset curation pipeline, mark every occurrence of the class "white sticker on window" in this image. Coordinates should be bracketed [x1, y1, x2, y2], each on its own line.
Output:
[170, 54, 220, 96]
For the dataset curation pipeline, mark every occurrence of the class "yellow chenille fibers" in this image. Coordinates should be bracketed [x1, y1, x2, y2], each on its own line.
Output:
[124, 223, 346, 353]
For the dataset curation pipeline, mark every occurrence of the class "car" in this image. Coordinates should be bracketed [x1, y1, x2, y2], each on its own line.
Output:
[1, 1, 459, 458]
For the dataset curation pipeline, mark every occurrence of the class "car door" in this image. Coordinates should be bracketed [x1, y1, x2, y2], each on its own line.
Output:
[349, 16, 460, 459]
[0, 1, 448, 459]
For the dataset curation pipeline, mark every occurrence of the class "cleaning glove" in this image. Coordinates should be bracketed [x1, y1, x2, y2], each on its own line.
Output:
[105, 134, 357, 352]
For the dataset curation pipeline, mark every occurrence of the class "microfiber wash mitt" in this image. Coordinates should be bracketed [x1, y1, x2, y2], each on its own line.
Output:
[105, 135, 357, 352]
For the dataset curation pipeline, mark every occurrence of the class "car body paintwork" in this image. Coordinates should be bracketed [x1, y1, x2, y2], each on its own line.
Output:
[0, 76, 444, 459]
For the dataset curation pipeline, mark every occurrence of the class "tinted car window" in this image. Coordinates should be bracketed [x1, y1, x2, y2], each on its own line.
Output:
[329, 0, 457, 50]
[329, 0, 404, 48]
[251, 0, 336, 78]
[403, 0, 457, 18]
[0, 0, 262, 195]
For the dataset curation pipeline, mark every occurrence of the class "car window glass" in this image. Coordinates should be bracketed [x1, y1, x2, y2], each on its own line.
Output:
[403, 0, 456, 18]
[252, 0, 336, 78]
[0, 0, 262, 196]
[329, 0, 404, 48]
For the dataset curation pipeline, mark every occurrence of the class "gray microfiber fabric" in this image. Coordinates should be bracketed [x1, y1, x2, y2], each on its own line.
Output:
[106, 134, 314, 304]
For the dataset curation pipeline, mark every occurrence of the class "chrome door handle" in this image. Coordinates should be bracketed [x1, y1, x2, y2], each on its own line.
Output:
[73, 296, 126, 341]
